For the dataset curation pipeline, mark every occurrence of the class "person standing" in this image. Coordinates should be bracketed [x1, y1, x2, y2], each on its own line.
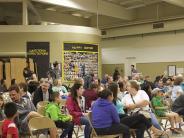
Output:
[48, 61, 61, 80]
[131, 65, 138, 76]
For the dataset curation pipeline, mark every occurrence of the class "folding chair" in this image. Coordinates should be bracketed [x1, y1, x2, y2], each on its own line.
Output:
[37, 106, 45, 116]
[28, 116, 59, 138]
[36, 101, 49, 109]
[150, 103, 170, 130]
[86, 111, 122, 138]
[0, 121, 3, 137]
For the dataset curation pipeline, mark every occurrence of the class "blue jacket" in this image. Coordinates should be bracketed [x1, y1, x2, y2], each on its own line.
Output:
[91, 98, 120, 128]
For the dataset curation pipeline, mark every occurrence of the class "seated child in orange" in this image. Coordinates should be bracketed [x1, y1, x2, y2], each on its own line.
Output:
[2, 102, 18, 138]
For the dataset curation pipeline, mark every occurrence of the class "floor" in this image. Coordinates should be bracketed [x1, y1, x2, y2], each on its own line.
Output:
[35, 122, 184, 138]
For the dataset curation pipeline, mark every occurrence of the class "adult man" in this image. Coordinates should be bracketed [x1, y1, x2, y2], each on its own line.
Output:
[33, 79, 52, 107]
[9, 84, 57, 137]
[9, 85, 41, 133]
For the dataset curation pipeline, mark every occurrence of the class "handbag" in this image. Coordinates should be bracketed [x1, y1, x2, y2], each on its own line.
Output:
[130, 94, 151, 118]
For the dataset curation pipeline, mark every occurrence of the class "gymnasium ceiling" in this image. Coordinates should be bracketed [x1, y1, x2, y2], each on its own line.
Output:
[0, 0, 184, 29]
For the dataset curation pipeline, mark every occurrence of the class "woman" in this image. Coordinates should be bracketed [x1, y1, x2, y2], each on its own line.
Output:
[66, 83, 91, 138]
[152, 88, 181, 134]
[109, 82, 156, 138]
[123, 80, 168, 137]
[92, 89, 130, 138]
[52, 79, 68, 98]
[117, 81, 127, 100]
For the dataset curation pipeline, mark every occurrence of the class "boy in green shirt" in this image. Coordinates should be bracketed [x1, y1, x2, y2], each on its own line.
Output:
[45, 92, 74, 138]
[151, 88, 181, 134]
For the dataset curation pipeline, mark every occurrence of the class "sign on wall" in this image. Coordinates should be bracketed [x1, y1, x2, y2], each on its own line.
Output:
[27, 42, 50, 79]
[62, 42, 99, 82]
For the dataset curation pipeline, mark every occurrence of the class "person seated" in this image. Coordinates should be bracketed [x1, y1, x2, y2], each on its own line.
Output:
[2, 102, 19, 138]
[117, 81, 127, 100]
[92, 89, 130, 138]
[11, 79, 16, 85]
[18, 82, 32, 100]
[109, 82, 152, 138]
[83, 83, 98, 109]
[33, 79, 52, 107]
[101, 74, 108, 85]
[23, 62, 33, 81]
[0, 79, 8, 92]
[27, 80, 39, 95]
[66, 83, 91, 138]
[165, 78, 173, 95]
[172, 94, 184, 116]
[45, 92, 74, 138]
[171, 76, 183, 102]
[0, 95, 5, 121]
[123, 80, 168, 137]
[52, 79, 68, 98]
[8, 85, 53, 135]
[152, 88, 182, 134]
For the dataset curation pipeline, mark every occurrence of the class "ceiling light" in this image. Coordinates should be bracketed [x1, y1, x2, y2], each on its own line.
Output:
[84, 15, 90, 19]
[46, 7, 57, 12]
[72, 13, 82, 17]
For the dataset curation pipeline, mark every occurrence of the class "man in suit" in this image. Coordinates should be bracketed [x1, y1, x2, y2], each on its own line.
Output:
[33, 79, 52, 107]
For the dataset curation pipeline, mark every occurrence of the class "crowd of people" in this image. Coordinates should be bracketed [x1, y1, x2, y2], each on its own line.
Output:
[0, 64, 184, 138]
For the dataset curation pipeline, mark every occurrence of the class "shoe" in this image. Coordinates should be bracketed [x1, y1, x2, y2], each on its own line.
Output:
[170, 128, 181, 134]
[176, 127, 183, 132]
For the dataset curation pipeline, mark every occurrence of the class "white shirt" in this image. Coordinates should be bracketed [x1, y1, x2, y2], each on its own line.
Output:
[171, 85, 183, 102]
[122, 90, 150, 113]
[117, 91, 126, 100]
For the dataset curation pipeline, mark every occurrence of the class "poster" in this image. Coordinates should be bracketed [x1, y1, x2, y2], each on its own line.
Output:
[168, 65, 176, 77]
[62, 42, 99, 82]
[27, 42, 50, 79]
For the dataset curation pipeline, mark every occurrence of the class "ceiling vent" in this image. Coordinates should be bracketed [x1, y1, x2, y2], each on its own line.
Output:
[101, 30, 107, 35]
[153, 22, 164, 29]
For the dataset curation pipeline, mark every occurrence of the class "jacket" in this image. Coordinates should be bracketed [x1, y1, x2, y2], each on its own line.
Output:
[33, 87, 52, 107]
[45, 102, 72, 122]
[66, 95, 85, 125]
[92, 98, 120, 128]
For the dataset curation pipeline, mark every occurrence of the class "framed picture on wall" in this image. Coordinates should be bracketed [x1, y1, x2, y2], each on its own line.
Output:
[62, 42, 99, 82]
[168, 65, 176, 76]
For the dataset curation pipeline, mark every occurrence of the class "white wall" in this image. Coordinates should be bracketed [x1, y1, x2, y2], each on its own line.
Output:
[101, 31, 184, 75]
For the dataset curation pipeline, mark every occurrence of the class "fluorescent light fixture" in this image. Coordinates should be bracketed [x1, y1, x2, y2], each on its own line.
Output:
[46, 7, 57, 11]
[84, 15, 90, 19]
[72, 13, 82, 17]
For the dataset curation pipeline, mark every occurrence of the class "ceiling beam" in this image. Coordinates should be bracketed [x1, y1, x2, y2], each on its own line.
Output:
[37, 9, 89, 26]
[32, 0, 135, 20]
[162, 0, 184, 8]
[27, 0, 41, 22]
[0, 0, 22, 2]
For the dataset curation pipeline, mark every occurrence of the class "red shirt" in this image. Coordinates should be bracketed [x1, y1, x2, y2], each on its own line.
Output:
[2, 119, 19, 138]
[83, 89, 98, 109]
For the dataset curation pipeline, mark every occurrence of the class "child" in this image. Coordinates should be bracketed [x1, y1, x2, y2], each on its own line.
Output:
[151, 88, 182, 134]
[45, 92, 74, 138]
[2, 102, 18, 138]
[0, 95, 5, 121]
[52, 79, 68, 99]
